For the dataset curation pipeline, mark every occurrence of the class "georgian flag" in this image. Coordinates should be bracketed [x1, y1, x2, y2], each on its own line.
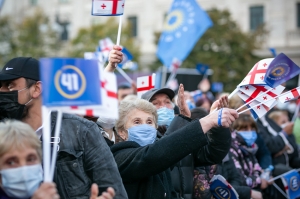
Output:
[237, 90, 277, 119]
[137, 74, 156, 98]
[238, 84, 285, 107]
[169, 58, 181, 73]
[92, 0, 125, 16]
[99, 37, 114, 60]
[278, 87, 300, 103]
[239, 58, 274, 87]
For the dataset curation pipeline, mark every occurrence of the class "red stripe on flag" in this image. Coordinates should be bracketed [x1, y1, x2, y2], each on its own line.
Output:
[284, 186, 288, 190]
[86, 110, 93, 116]
[71, 106, 78, 109]
[137, 76, 154, 92]
[107, 91, 117, 98]
[291, 88, 300, 98]
[247, 63, 267, 84]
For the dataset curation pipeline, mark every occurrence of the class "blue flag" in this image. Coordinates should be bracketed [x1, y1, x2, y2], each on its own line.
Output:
[265, 53, 300, 88]
[118, 47, 133, 68]
[40, 58, 101, 107]
[0, 0, 5, 12]
[281, 170, 300, 199]
[157, 0, 213, 68]
[196, 63, 209, 74]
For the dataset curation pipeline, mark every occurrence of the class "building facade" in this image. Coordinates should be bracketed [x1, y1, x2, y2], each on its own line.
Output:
[1, 0, 300, 67]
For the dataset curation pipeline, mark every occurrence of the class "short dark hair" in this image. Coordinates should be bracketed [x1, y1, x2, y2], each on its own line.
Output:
[25, 78, 37, 88]
[118, 83, 131, 90]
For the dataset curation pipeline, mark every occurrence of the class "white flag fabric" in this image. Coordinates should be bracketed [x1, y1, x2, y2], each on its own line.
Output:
[92, 0, 125, 16]
[99, 38, 114, 60]
[137, 74, 156, 98]
[239, 58, 274, 87]
[278, 87, 300, 103]
[238, 85, 285, 107]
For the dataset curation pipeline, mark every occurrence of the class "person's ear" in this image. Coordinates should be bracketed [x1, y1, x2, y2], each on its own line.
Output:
[118, 129, 128, 141]
[32, 81, 42, 99]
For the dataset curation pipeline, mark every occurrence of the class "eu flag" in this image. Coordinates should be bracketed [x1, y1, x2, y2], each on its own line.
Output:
[157, 0, 213, 68]
[265, 53, 300, 88]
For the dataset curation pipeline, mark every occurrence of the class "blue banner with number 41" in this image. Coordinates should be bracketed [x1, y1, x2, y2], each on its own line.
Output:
[40, 58, 102, 107]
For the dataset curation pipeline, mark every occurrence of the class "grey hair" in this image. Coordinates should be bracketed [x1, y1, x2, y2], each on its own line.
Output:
[0, 120, 42, 160]
[116, 98, 158, 132]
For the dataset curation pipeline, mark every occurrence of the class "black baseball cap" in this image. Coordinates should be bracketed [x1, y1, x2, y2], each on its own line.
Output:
[141, 88, 175, 102]
[0, 57, 40, 81]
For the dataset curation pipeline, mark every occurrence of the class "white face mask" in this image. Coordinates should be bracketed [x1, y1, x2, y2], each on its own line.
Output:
[0, 164, 43, 198]
[97, 116, 116, 129]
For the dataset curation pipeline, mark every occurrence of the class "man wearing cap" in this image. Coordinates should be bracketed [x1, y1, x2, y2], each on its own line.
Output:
[0, 57, 128, 199]
[108, 46, 237, 199]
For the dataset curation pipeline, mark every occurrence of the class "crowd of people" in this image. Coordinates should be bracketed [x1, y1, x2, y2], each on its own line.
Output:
[0, 46, 299, 199]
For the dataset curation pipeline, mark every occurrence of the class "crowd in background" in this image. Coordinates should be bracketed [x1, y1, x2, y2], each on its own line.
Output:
[0, 47, 299, 199]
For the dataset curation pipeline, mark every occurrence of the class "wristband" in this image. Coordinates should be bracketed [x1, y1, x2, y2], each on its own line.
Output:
[218, 108, 223, 127]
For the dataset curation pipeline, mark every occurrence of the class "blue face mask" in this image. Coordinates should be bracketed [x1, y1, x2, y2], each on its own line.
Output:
[0, 164, 43, 198]
[157, 107, 175, 126]
[127, 124, 157, 146]
[238, 131, 257, 147]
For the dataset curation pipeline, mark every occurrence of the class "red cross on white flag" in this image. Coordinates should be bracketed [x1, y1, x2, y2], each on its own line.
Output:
[239, 58, 274, 87]
[278, 86, 300, 103]
[169, 58, 181, 73]
[92, 0, 125, 16]
[238, 84, 285, 107]
[99, 37, 114, 60]
[137, 74, 156, 98]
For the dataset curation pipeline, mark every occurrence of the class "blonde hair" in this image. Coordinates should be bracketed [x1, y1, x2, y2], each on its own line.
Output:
[0, 120, 42, 160]
[229, 94, 244, 109]
[116, 98, 158, 132]
[268, 110, 288, 123]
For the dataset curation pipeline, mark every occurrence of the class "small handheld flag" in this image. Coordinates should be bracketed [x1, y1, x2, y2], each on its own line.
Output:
[264, 53, 300, 88]
[92, 0, 125, 16]
[137, 74, 156, 98]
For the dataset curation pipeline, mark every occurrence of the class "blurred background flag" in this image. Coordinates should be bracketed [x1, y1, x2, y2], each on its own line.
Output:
[137, 74, 156, 98]
[196, 63, 209, 75]
[157, 0, 213, 68]
[92, 0, 125, 16]
[118, 47, 133, 68]
[99, 37, 114, 60]
[0, 0, 4, 12]
[269, 47, 277, 57]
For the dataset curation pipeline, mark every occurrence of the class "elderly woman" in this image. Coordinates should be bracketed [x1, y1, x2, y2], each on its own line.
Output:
[111, 98, 238, 199]
[0, 120, 115, 199]
[0, 120, 59, 199]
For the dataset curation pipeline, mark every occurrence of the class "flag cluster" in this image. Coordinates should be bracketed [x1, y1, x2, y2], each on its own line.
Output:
[236, 53, 300, 119]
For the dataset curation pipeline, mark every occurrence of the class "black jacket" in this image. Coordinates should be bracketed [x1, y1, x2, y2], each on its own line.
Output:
[48, 113, 128, 199]
[165, 115, 232, 199]
[111, 119, 231, 199]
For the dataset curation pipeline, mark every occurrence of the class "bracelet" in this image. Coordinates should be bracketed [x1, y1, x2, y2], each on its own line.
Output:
[218, 108, 223, 127]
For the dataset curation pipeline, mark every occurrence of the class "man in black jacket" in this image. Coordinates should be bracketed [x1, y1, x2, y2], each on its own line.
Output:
[0, 57, 128, 199]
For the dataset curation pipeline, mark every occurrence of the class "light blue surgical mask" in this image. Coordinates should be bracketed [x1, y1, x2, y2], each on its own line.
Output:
[127, 124, 157, 146]
[157, 107, 175, 126]
[0, 164, 43, 198]
[237, 131, 257, 147]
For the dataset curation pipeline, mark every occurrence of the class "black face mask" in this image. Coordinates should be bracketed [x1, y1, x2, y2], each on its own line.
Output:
[0, 91, 25, 121]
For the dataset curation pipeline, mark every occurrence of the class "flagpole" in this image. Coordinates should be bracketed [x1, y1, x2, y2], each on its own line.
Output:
[42, 106, 51, 182]
[210, 88, 238, 114]
[238, 90, 290, 115]
[49, 110, 63, 181]
[115, 15, 133, 83]
[161, 66, 168, 88]
[165, 71, 177, 88]
[236, 87, 274, 111]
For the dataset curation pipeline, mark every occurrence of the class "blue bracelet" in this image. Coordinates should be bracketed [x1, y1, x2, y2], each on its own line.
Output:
[218, 108, 223, 127]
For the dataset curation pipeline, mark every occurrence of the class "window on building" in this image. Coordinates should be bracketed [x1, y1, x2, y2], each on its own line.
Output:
[250, 6, 264, 30]
[297, 3, 300, 28]
[30, 0, 38, 6]
[128, 16, 138, 37]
